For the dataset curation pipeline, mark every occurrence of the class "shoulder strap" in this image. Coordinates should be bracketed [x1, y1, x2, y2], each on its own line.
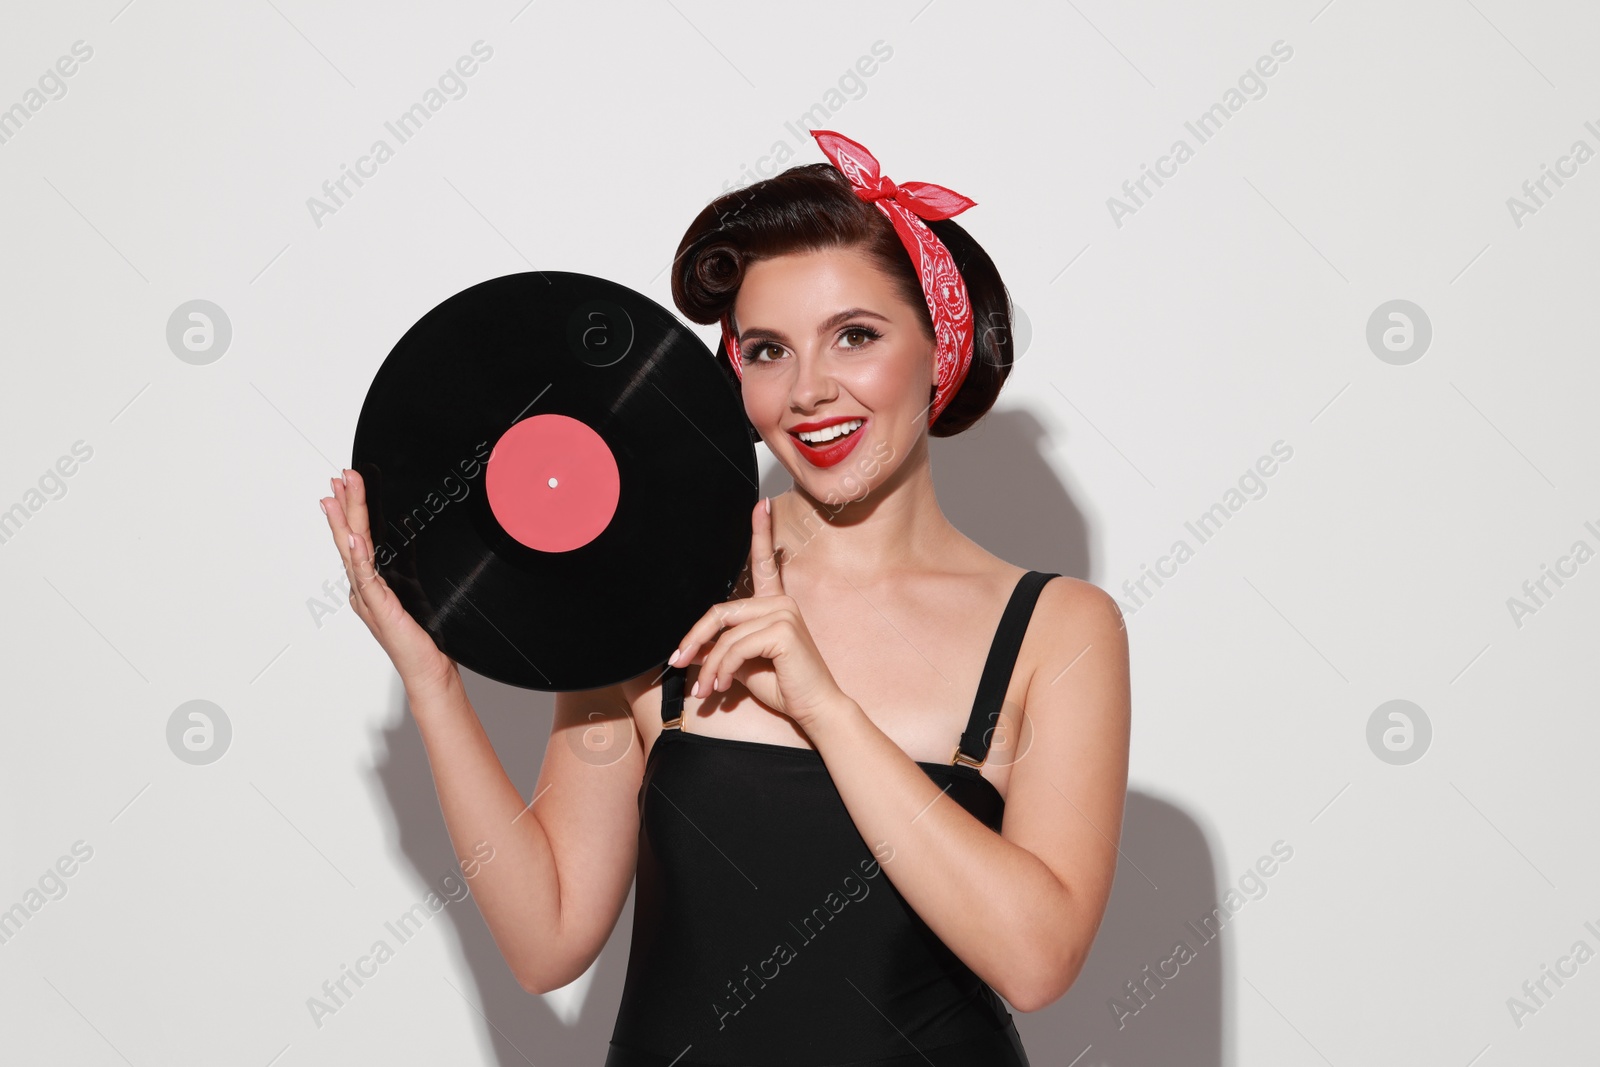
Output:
[953, 571, 1060, 767]
[659, 662, 686, 729]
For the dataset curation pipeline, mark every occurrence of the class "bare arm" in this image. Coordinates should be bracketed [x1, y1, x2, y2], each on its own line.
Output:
[409, 671, 647, 994]
[322, 466, 647, 996]
[802, 578, 1131, 1012]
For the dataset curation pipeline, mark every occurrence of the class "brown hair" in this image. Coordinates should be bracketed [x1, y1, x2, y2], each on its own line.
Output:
[670, 162, 1016, 438]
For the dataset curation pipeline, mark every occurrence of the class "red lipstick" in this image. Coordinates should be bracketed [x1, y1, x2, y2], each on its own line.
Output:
[786, 416, 868, 468]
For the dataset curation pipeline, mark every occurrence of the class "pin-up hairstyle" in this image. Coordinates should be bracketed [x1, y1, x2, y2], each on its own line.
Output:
[670, 162, 1016, 438]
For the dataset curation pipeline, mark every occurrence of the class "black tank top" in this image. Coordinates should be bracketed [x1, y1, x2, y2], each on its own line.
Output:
[604, 571, 1058, 1067]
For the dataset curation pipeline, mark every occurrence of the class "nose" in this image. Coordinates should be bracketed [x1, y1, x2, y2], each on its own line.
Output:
[789, 347, 838, 412]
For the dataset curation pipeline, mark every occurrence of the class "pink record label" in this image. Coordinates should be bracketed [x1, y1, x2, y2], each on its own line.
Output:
[485, 414, 619, 552]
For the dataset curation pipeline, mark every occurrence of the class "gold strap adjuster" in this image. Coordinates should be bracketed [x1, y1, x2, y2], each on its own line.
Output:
[662, 716, 683, 731]
[952, 744, 985, 768]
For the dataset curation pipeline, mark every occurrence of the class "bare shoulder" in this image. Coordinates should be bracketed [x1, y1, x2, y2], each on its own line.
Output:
[1021, 575, 1129, 703]
[550, 676, 639, 764]
[609, 658, 678, 750]
[1034, 574, 1124, 628]
[613, 660, 665, 706]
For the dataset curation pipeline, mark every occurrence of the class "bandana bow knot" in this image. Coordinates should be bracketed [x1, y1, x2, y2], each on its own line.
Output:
[719, 129, 978, 428]
[853, 172, 974, 223]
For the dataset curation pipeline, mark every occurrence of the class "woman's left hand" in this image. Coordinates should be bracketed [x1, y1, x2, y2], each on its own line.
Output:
[671, 497, 846, 732]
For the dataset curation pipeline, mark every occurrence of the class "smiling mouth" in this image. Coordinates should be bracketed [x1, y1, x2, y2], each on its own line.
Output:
[791, 418, 865, 446]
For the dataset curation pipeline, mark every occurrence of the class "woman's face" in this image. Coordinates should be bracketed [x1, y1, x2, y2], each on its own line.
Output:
[731, 245, 934, 503]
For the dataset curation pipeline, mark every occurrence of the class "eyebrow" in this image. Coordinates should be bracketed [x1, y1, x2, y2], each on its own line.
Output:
[737, 307, 891, 346]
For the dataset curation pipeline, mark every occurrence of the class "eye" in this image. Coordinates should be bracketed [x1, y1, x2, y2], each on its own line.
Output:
[839, 325, 882, 349]
[745, 342, 785, 363]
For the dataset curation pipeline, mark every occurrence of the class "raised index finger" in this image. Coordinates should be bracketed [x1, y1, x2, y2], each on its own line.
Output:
[749, 496, 782, 598]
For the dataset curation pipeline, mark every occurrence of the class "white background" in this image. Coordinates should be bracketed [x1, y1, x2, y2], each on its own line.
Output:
[2, 1, 1596, 1064]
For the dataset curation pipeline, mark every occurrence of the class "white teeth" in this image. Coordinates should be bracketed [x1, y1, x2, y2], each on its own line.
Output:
[796, 419, 863, 445]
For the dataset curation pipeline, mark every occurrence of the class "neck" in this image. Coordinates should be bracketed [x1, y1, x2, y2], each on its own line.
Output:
[771, 435, 964, 584]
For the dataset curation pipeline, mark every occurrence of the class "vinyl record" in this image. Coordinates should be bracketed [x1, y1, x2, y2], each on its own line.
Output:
[351, 271, 758, 692]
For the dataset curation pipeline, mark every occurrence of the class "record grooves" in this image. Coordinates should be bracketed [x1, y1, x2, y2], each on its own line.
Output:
[352, 271, 757, 692]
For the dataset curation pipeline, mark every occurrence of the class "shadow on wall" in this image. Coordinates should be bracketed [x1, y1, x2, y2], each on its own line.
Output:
[1013, 792, 1226, 1067]
[372, 675, 617, 1065]
[369, 406, 1225, 1065]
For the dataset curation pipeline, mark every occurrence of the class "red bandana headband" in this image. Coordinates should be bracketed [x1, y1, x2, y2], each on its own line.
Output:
[719, 129, 978, 427]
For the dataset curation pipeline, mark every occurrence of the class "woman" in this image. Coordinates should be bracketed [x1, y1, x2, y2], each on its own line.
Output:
[319, 130, 1130, 1066]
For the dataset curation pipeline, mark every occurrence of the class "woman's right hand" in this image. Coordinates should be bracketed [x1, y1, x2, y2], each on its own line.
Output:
[320, 468, 460, 696]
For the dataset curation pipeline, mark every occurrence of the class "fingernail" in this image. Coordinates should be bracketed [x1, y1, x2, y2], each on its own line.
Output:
[668, 648, 680, 665]
[348, 533, 356, 549]
[320, 499, 328, 515]
[691, 680, 700, 697]
[764, 496, 770, 514]
[341, 469, 349, 485]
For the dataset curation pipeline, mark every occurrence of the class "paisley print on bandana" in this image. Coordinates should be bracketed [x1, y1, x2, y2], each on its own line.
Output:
[719, 129, 978, 427]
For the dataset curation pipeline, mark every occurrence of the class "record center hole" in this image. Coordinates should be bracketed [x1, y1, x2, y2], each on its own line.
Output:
[548, 477, 558, 488]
